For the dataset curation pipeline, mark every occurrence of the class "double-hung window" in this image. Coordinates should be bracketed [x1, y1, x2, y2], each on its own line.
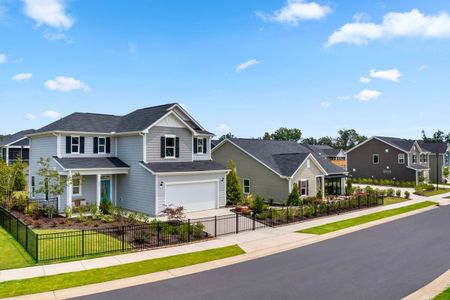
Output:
[165, 136, 176, 158]
[72, 177, 82, 196]
[412, 154, 417, 164]
[197, 138, 204, 154]
[372, 154, 380, 164]
[71, 136, 80, 154]
[98, 137, 106, 154]
[300, 179, 308, 196]
[398, 153, 405, 164]
[243, 179, 250, 194]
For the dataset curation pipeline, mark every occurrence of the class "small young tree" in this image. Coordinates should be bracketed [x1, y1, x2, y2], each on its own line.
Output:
[345, 180, 353, 196]
[287, 183, 300, 206]
[226, 160, 243, 205]
[36, 158, 68, 200]
[443, 167, 449, 181]
[0, 159, 27, 205]
[13, 160, 27, 191]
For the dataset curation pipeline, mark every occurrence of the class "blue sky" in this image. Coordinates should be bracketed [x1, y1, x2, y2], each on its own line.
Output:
[1, 0, 450, 139]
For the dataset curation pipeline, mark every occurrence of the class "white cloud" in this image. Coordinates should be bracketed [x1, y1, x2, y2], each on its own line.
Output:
[23, 0, 74, 29]
[257, 0, 331, 26]
[25, 113, 36, 120]
[216, 123, 231, 133]
[12, 73, 33, 81]
[327, 9, 450, 47]
[43, 31, 73, 43]
[360, 76, 371, 83]
[370, 68, 402, 82]
[0, 53, 6, 64]
[42, 110, 61, 119]
[236, 59, 261, 72]
[355, 89, 382, 101]
[320, 101, 331, 108]
[45, 76, 90, 92]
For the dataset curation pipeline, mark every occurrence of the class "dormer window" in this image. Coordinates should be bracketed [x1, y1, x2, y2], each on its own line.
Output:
[197, 138, 204, 153]
[193, 138, 208, 154]
[71, 136, 80, 154]
[412, 154, 417, 164]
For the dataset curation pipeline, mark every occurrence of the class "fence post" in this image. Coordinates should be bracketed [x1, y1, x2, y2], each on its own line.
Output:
[82, 229, 85, 257]
[235, 213, 239, 234]
[286, 207, 289, 224]
[300, 203, 303, 220]
[252, 212, 256, 231]
[382, 195, 385, 206]
[271, 209, 274, 227]
[157, 221, 160, 247]
[16, 219, 19, 239]
[367, 195, 369, 208]
[214, 216, 217, 237]
[338, 200, 341, 215]
[121, 226, 125, 252]
[187, 219, 191, 242]
[25, 226, 28, 251]
[358, 196, 361, 209]
[35, 234, 39, 263]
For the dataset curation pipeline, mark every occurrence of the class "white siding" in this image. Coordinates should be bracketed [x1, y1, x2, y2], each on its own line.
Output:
[116, 135, 156, 215]
[157, 172, 226, 214]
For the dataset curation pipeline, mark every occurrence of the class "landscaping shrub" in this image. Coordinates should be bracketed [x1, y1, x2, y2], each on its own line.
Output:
[404, 191, 410, 199]
[99, 196, 112, 215]
[396, 190, 402, 198]
[192, 222, 205, 238]
[112, 206, 127, 223]
[386, 188, 395, 197]
[253, 195, 266, 214]
[226, 160, 243, 205]
[287, 183, 300, 206]
[163, 205, 186, 223]
[11, 191, 28, 212]
[351, 178, 415, 188]
[64, 206, 72, 218]
[100, 214, 114, 223]
[345, 180, 353, 196]
[33, 220, 43, 228]
[128, 211, 140, 224]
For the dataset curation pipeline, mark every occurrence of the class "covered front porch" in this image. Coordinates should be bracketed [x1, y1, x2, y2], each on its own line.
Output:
[316, 174, 347, 200]
[53, 157, 130, 211]
[408, 164, 430, 185]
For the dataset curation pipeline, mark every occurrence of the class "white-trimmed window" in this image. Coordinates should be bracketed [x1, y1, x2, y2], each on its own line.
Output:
[98, 137, 106, 154]
[412, 154, 418, 164]
[398, 153, 405, 164]
[31, 176, 36, 198]
[71, 136, 80, 154]
[300, 179, 308, 196]
[243, 179, 250, 194]
[197, 138, 204, 154]
[372, 154, 380, 164]
[72, 177, 82, 196]
[165, 136, 176, 158]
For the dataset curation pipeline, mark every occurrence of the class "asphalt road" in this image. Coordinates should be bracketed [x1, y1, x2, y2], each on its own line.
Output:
[74, 205, 450, 300]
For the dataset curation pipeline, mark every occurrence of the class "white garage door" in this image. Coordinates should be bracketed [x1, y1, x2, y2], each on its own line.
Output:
[165, 181, 218, 212]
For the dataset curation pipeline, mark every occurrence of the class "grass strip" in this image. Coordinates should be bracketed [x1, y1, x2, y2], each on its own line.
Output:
[0, 245, 245, 299]
[298, 201, 437, 235]
[383, 197, 409, 206]
[0, 227, 35, 270]
[416, 189, 450, 197]
[434, 287, 450, 300]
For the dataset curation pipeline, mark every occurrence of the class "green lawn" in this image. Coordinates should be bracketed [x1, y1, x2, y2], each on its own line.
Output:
[0, 245, 245, 299]
[416, 188, 450, 197]
[434, 287, 450, 300]
[35, 229, 127, 262]
[383, 197, 409, 206]
[298, 201, 437, 235]
[0, 227, 35, 270]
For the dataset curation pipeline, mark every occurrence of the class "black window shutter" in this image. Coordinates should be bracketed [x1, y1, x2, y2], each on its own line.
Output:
[203, 138, 207, 154]
[80, 137, 85, 154]
[175, 137, 180, 158]
[161, 137, 166, 158]
[93, 137, 99, 154]
[66, 136, 71, 153]
[106, 137, 111, 153]
[193, 138, 198, 154]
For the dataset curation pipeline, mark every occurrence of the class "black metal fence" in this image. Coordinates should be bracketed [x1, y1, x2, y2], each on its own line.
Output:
[0, 195, 384, 263]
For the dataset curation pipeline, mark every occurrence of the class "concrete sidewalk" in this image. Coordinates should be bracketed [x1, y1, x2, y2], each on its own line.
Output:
[1, 194, 448, 284]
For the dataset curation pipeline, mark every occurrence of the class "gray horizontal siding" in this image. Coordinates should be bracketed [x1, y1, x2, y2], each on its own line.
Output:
[146, 126, 193, 163]
[61, 135, 116, 158]
[116, 135, 156, 215]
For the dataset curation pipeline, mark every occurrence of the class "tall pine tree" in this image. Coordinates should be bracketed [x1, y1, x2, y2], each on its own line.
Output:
[226, 160, 243, 205]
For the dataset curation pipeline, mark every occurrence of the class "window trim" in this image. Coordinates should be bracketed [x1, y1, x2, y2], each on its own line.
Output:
[412, 154, 418, 164]
[72, 176, 82, 196]
[398, 153, 405, 164]
[71, 136, 80, 154]
[197, 138, 204, 154]
[98, 137, 106, 154]
[300, 179, 308, 196]
[165, 135, 176, 159]
[372, 154, 380, 165]
[243, 178, 250, 194]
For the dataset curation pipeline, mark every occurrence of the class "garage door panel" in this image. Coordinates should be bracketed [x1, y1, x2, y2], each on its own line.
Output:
[165, 181, 218, 212]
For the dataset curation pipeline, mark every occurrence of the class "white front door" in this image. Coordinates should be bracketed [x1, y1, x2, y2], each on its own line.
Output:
[165, 181, 218, 212]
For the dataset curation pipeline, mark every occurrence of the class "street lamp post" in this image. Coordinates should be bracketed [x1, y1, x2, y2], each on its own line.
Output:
[436, 152, 439, 191]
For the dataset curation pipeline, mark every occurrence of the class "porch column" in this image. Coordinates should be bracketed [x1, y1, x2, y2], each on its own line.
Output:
[5, 146, 8, 165]
[96, 174, 101, 208]
[341, 177, 346, 195]
[66, 171, 73, 209]
[322, 176, 325, 201]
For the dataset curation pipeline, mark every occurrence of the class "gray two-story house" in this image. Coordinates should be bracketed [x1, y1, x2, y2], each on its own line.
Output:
[28, 103, 228, 215]
[347, 136, 431, 184]
[0, 129, 35, 165]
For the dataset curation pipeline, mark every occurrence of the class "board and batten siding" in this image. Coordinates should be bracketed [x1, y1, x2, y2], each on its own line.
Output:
[157, 172, 226, 214]
[60, 135, 116, 158]
[116, 135, 156, 215]
[290, 158, 325, 198]
[29, 135, 60, 199]
[146, 126, 193, 163]
[212, 141, 289, 204]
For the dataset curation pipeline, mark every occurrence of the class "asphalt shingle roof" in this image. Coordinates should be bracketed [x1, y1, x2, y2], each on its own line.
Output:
[227, 138, 346, 177]
[33, 103, 210, 135]
[375, 136, 416, 152]
[0, 129, 35, 147]
[418, 142, 449, 154]
[53, 157, 129, 170]
[141, 160, 227, 173]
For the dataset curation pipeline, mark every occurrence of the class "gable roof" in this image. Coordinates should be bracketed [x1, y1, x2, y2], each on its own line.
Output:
[347, 136, 420, 154]
[304, 144, 343, 157]
[418, 142, 449, 154]
[31, 103, 213, 136]
[0, 129, 35, 147]
[217, 138, 346, 177]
